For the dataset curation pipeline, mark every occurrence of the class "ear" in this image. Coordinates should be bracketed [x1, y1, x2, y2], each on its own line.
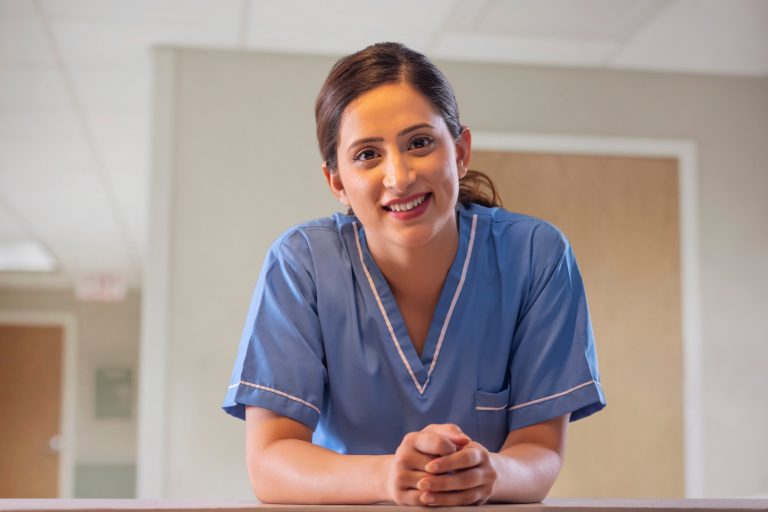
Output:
[322, 162, 350, 206]
[455, 126, 472, 180]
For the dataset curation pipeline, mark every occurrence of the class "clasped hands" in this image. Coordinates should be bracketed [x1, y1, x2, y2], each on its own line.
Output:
[386, 423, 498, 506]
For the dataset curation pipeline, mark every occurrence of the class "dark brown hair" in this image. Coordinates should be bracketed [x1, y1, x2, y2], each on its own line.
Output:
[314, 42, 501, 209]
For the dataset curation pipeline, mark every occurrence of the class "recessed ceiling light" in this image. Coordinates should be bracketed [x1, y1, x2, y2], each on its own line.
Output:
[0, 241, 58, 272]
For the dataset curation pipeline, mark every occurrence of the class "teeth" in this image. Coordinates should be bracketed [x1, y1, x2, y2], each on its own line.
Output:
[390, 194, 427, 212]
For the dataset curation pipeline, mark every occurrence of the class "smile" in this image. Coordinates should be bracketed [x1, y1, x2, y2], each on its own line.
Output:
[384, 193, 430, 212]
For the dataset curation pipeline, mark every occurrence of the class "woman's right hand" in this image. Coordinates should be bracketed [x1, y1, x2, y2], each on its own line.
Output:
[385, 424, 470, 505]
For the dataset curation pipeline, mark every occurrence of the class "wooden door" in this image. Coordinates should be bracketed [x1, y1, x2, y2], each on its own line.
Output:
[471, 151, 684, 498]
[0, 324, 63, 497]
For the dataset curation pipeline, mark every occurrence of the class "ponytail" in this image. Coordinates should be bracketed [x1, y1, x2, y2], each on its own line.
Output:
[458, 170, 503, 208]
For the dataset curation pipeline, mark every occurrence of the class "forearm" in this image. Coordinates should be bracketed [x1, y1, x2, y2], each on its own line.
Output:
[250, 438, 391, 504]
[488, 442, 564, 503]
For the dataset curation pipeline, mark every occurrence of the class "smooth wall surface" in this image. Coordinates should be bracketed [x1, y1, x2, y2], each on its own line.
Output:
[0, 289, 140, 497]
[146, 48, 768, 499]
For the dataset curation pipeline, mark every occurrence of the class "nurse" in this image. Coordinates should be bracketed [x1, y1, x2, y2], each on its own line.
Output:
[223, 42, 606, 506]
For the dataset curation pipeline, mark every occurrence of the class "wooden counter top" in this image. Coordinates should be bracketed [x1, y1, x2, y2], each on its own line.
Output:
[0, 499, 766, 512]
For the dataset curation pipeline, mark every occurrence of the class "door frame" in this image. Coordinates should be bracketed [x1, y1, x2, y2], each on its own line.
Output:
[0, 311, 78, 498]
[472, 131, 702, 498]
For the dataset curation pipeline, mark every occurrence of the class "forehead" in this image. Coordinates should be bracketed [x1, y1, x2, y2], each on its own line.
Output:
[338, 82, 444, 138]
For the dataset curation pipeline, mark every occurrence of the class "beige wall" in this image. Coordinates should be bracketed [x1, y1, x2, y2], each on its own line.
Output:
[0, 288, 140, 496]
[144, 48, 768, 499]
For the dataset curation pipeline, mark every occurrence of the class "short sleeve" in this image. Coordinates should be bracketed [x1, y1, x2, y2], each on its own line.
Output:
[507, 224, 606, 431]
[222, 232, 326, 429]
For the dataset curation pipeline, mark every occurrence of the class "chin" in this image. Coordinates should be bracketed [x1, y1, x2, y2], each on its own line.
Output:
[388, 226, 440, 249]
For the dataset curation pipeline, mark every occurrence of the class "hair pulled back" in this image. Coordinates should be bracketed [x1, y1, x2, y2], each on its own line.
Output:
[314, 42, 501, 209]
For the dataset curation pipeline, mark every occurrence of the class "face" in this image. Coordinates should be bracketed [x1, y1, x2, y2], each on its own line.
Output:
[324, 82, 471, 253]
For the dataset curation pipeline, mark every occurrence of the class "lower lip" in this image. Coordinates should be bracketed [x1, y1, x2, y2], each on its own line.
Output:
[386, 193, 431, 220]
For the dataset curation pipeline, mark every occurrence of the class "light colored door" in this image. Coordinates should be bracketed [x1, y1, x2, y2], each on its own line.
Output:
[471, 151, 683, 498]
[0, 324, 63, 497]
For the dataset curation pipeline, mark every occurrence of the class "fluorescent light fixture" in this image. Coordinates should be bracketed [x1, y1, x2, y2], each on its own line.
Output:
[0, 240, 58, 272]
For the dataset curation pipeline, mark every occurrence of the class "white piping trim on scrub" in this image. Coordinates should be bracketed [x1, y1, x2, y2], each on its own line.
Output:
[425, 214, 478, 390]
[234, 380, 321, 415]
[508, 380, 596, 411]
[476, 404, 509, 411]
[352, 214, 478, 395]
[353, 223, 424, 394]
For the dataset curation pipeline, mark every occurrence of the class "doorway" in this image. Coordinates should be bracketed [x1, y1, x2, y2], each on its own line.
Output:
[471, 149, 684, 497]
[0, 324, 63, 497]
[0, 312, 76, 498]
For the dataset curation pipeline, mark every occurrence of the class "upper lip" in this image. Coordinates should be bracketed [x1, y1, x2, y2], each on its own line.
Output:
[383, 192, 430, 207]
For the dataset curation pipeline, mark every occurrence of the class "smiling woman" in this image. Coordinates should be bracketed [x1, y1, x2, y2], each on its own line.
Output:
[222, 42, 606, 506]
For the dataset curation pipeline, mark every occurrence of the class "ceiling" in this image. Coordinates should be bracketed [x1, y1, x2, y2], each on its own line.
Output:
[1, 0, 767, 292]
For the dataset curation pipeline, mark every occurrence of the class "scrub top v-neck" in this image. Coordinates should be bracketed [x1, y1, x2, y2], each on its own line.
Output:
[223, 203, 606, 454]
[351, 212, 475, 395]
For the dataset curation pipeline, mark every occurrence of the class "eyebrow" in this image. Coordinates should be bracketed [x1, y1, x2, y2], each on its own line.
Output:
[346, 123, 435, 152]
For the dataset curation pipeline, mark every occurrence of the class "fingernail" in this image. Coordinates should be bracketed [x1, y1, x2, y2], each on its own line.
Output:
[421, 493, 434, 504]
[419, 479, 431, 491]
[425, 463, 438, 473]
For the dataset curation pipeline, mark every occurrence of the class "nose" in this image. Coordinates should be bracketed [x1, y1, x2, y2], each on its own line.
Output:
[382, 152, 414, 192]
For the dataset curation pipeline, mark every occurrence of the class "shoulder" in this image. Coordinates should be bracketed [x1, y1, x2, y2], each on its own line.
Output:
[460, 203, 569, 259]
[265, 212, 356, 270]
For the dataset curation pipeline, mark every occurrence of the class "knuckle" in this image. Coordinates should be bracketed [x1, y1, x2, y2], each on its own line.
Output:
[403, 431, 418, 445]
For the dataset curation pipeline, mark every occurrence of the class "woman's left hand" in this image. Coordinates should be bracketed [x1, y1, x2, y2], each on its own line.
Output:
[416, 434, 498, 506]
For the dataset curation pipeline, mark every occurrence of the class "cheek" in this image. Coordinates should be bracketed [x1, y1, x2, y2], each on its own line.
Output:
[341, 173, 380, 204]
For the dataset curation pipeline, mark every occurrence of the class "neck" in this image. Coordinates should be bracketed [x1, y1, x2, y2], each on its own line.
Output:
[366, 217, 459, 300]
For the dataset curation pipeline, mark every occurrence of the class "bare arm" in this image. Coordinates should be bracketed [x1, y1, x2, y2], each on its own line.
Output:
[245, 406, 464, 504]
[245, 406, 387, 503]
[488, 413, 569, 503]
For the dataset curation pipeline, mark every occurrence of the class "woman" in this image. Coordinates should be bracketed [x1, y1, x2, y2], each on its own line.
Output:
[223, 42, 606, 506]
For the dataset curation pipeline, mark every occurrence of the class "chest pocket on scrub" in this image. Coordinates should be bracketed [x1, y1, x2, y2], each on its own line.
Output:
[474, 387, 510, 452]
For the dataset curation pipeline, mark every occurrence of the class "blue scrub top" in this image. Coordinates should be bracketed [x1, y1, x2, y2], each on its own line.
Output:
[223, 203, 606, 454]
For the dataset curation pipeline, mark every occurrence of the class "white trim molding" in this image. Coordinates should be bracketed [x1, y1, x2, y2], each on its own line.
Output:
[0, 311, 78, 498]
[472, 131, 703, 498]
[137, 48, 176, 498]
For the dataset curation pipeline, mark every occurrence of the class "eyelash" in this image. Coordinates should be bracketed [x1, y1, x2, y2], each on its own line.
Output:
[352, 136, 435, 162]
[353, 149, 379, 162]
[409, 135, 434, 151]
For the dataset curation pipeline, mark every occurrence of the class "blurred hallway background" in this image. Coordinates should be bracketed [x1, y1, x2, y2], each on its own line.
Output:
[0, 0, 766, 500]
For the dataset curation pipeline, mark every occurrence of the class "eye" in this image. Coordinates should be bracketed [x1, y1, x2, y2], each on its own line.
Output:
[353, 148, 379, 162]
[409, 136, 434, 151]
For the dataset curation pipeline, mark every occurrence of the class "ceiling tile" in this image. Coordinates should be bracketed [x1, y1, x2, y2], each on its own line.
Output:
[432, 32, 616, 67]
[0, 68, 70, 110]
[474, 0, 670, 41]
[0, 111, 79, 138]
[69, 67, 150, 111]
[0, 136, 90, 174]
[0, 16, 54, 65]
[246, 0, 455, 55]
[41, 0, 241, 26]
[1, 172, 137, 270]
[612, 0, 768, 75]
[49, 19, 238, 66]
[85, 110, 146, 139]
[0, 0, 35, 16]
